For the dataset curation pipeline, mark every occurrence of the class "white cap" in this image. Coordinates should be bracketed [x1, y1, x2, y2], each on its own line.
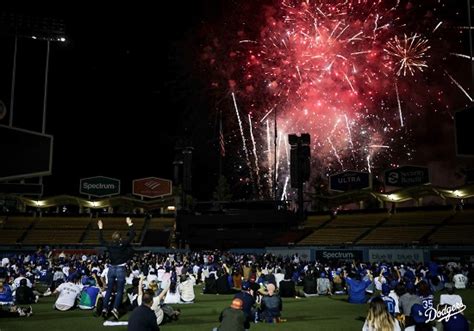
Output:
[1, 257, 9, 267]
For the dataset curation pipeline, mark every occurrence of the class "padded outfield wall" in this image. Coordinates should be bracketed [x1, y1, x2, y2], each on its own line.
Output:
[265, 246, 474, 264]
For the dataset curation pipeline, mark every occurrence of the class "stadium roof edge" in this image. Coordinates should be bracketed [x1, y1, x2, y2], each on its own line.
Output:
[307, 183, 474, 204]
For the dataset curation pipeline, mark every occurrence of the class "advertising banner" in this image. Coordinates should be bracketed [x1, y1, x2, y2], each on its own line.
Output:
[369, 249, 424, 264]
[315, 249, 363, 261]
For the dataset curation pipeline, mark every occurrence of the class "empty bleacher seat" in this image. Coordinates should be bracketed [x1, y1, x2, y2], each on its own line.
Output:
[326, 214, 386, 227]
[358, 226, 433, 245]
[3, 216, 34, 229]
[382, 211, 451, 226]
[0, 229, 25, 244]
[297, 227, 370, 245]
[427, 225, 474, 245]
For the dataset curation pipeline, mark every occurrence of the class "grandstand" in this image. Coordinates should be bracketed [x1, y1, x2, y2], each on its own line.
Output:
[291, 207, 474, 246]
[1, 206, 473, 248]
[1, 202, 473, 249]
[0, 214, 174, 247]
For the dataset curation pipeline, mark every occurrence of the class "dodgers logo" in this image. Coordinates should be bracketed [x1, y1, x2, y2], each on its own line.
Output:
[425, 303, 467, 323]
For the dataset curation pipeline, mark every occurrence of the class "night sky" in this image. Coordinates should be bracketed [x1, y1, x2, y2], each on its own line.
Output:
[0, 1, 226, 198]
[1, 1, 473, 200]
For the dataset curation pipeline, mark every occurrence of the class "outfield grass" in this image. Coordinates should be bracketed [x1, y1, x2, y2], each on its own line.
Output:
[2, 287, 474, 331]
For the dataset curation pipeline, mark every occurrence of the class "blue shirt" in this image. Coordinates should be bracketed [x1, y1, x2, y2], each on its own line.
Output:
[382, 295, 396, 316]
[234, 291, 255, 318]
[420, 294, 434, 309]
[443, 314, 469, 331]
[346, 278, 371, 304]
[79, 286, 100, 309]
[0, 284, 13, 304]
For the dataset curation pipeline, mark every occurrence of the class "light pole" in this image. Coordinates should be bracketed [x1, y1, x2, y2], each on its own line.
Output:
[274, 106, 278, 205]
[0, 13, 67, 129]
[0, 13, 66, 195]
[289, 133, 311, 221]
[468, 0, 474, 88]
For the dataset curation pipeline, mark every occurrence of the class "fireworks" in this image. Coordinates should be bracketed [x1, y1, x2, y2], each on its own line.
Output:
[203, 0, 469, 198]
[384, 33, 431, 77]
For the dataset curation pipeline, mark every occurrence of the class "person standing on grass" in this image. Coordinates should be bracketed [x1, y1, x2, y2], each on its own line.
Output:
[98, 217, 135, 320]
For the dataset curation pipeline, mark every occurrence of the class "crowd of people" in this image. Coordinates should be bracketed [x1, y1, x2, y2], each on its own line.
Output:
[0, 218, 472, 330]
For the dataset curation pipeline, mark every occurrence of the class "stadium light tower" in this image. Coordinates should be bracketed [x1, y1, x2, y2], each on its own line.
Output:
[0, 12, 67, 131]
[289, 133, 311, 221]
[468, 0, 474, 87]
[0, 12, 66, 198]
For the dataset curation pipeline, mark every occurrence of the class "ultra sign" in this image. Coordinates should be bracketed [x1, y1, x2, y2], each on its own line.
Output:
[329, 171, 371, 192]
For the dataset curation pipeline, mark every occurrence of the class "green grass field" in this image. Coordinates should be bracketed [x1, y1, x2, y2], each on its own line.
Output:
[2, 286, 474, 331]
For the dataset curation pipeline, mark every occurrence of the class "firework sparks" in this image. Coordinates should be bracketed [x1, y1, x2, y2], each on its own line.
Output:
[395, 82, 404, 127]
[344, 114, 354, 151]
[281, 176, 290, 200]
[232, 92, 255, 185]
[266, 120, 273, 197]
[450, 53, 474, 61]
[384, 33, 431, 77]
[204, 0, 467, 198]
[366, 154, 372, 173]
[445, 71, 474, 102]
[248, 113, 262, 197]
[432, 21, 443, 33]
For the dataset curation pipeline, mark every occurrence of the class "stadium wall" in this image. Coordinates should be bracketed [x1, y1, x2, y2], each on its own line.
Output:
[1, 246, 473, 264]
[266, 246, 474, 264]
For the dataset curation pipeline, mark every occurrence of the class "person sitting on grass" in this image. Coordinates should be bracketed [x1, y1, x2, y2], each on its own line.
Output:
[128, 292, 160, 331]
[53, 273, 83, 311]
[203, 273, 218, 294]
[78, 283, 101, 310]
[404, 304, 437, 331]
[178, 273, 195, 303]
[438, 304, 469, 331]
[216, 269, 238, 295]
[440, 283, 463, 306]
[332, 270, 346, 295]
[0, 278, 14, 306]
[380, 284, 396, 316]
[301, 269, 318, 297]
[233, 281, 255, 326]
[278, 272, 297, 298]
[362, 296, 401, 331]
[259, 283, 284, 323]
[345, 269, 373, 304]
[15, 278, 38, 304]
[138, 275, 180, 325]
[317, 272, 332, 296]
[0, 304, 32, 318]
[417, 280, 434, 310]
[399, 282, 422, 327]
[213, 298, 247, 331]
[125, 277, 141, 311]
[163, 280, 181, 304]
